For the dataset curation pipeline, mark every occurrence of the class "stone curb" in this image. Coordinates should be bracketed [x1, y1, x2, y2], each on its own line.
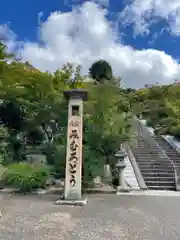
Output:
[84, 188, 116, 194]
[0, 187, 117, 195]
[0, 188, 19, 194]
[55, 196, 88, 206]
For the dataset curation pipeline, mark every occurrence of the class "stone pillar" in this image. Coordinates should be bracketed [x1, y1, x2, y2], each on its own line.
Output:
[56, 89, 88, 206]
[118, 168, 125, 187]
[115, 150, 130, 193]
[103, 164, 112, 184]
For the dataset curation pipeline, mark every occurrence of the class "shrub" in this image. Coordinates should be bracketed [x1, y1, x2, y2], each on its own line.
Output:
[83, 146, 104, 187]
[146, 118, 155, 128]
[3, 162, 50, 192]
[0, 164, 6, 189]
[169, 126, 180, 140]
[26, 128, 44, 146]
[53, 146, 66, 178]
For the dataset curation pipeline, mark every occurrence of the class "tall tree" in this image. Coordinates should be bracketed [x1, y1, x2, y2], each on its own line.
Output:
[84, 80, 132, 166]
[89, 60, 113, 83]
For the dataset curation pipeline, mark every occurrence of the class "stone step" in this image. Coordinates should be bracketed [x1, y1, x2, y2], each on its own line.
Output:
[164, 152, 179, 156]
[137, 162, 172, 165]
[160, 149, 178, 155]
[171, 162, 180, 165]
[143, 173, 174, 178]
[143, 171, 174, 175]
[135, 155, 166, 157]
[163, 154, 180, 158]
[165, 151, 180, 154]
[133, 157, 163, 161]
[143, 174, 175, 181]
[144, 176, 174, 180]
[142, 175, 174, 180]
[133, 155, 160, 158]
[133, 153, 167, 157]
[137, 159, 172, 164]
[140, 168, 174, 173]
[166, 157, 180, 160]
[134, 152, 166, 155]
[133, 149, 160, 152]
[145, 180, 175, 185]
[147, 185, 175, 190]
[140, 167, 174, 173]
[137, 161, 171, 165]
[138, 165, 174, 170]
[154, 137, 180, 158]
[133, 154, 157, 157]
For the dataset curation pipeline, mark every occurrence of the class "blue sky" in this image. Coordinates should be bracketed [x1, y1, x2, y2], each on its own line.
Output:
[1, 0, 178, 54]
[0, 0, 123, 41]
[0, 0, 180, 88]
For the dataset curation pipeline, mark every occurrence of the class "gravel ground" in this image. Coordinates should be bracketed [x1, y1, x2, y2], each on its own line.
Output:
[0, 193, 180, 240]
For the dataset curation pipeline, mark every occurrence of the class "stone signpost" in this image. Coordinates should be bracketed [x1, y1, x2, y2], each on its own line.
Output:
[56, 89, 88, 206]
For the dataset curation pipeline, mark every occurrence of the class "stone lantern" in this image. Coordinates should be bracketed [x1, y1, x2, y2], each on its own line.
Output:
[115, 150, 130, 193]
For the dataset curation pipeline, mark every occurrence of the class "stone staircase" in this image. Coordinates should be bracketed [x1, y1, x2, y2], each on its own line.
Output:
[154, 136, 180, 167]
[131, 119, 176, 190]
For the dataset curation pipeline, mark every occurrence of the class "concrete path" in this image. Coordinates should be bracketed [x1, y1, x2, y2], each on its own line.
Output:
[0, 193, 180, 239]
[117, 190, 180, 196]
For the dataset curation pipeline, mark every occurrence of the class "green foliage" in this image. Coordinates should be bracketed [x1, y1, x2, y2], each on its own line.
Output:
[129, 84, 180, 139]
[89, 60, 113, 82]
[53, 145, 66, 178]
[83, 146, 105, 186]
[0, 125, 9, 140]
[26, 128, 44, 146]
[84, 80, 132, 167]
[3, 162, 50, 192]
[0, 41, 133, 187]
[0, 101, 25, 132]
[0, 41, 14, 61]
[168, 126, 180, 139]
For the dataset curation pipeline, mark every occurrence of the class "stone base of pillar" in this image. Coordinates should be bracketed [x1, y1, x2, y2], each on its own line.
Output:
[55, 196, 88, 206]
[116, 185, 131, 193]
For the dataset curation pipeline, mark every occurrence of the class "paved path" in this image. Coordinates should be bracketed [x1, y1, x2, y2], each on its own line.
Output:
[0, 193, 180, 239]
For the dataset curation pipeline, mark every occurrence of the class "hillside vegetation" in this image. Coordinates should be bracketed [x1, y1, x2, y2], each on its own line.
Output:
[128, 84, 180, 139]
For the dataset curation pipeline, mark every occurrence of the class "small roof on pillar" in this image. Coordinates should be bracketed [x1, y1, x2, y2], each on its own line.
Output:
[63, 89, 88, 101]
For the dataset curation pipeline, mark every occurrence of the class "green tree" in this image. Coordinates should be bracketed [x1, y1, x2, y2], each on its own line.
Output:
[0, 41, 133, 185]
[84, 80, 132, 167]
[89, 60, 113, 83]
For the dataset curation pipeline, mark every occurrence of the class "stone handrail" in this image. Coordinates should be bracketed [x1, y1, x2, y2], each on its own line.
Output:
[161, 135, 180, 191]
[124, 143, 147, 190]
[162, 135, 180, 155]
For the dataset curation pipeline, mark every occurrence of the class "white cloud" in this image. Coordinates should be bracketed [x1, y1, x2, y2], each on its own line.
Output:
[63, 0, 109, 8]
[120, 0, 180, 37]
[0, 24, 19, 52]
[1, 1, 180, 88]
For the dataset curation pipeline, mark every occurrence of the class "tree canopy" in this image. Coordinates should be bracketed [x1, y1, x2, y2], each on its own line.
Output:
[129, 84, 180, 139]
[0, 41, 132, 184]
[89, 59, 113, 83]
